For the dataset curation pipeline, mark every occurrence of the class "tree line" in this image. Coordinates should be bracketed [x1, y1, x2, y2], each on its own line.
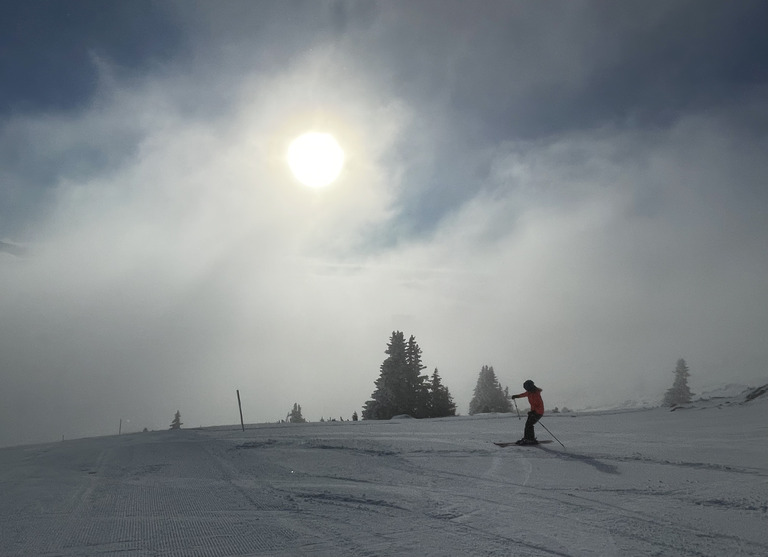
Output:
[359, 331, 696, 420]
[167, 338, 695, 427]
[362, 331, 513, 420]
[363, 331, 457, 419]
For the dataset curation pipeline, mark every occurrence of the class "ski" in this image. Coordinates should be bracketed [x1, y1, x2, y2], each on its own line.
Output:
[494, 440, 553, 447]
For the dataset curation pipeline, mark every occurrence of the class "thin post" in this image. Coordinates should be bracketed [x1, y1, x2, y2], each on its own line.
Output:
[119, 418, 122, 435]
[538, 420, 565, 448]
[237, 390, 245, 432]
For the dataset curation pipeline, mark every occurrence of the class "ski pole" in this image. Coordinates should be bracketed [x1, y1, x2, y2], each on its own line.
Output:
[538, 420, 565, 448]
[513, 398, 521, 420]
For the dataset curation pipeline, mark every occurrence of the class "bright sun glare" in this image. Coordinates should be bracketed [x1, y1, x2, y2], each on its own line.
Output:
[287, 132, 345, 188]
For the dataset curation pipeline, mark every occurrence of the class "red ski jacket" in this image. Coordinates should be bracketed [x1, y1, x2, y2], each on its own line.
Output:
[514, 389, 544, 415]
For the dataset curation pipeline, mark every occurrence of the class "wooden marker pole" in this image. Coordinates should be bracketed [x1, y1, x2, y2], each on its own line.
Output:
[237, 390, 245, 432]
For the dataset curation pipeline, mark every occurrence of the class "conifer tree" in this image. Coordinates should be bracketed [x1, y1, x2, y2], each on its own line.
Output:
[169, 410, 183, 430]
[363, 331, 430, 419]
[468, 365, 512, 415]
[405, 335, 430, 417]
[363, 331, 407, 419]
[287, 403, 307, 423]
[663, 358, 694, 406]
[427, 368, 457, 418]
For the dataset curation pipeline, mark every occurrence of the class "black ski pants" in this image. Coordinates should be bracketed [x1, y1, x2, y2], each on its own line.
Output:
[524, 411, 542, 440]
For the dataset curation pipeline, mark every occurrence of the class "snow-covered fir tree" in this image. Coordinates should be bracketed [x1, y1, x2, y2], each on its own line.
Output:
[663, 358, 694, 406]
[169, 410, 182, 430]
[468, 365, 512, 415]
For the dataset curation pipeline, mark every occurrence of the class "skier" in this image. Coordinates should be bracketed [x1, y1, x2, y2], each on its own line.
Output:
[511, 380, 544, 445]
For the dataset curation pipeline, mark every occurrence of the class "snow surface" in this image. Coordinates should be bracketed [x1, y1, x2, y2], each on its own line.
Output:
[1, 395, 766, 556]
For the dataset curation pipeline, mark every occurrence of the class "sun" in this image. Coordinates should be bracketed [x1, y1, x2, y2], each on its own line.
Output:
[287, 132, 345, 188]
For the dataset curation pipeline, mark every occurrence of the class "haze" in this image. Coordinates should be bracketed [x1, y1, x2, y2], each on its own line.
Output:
[1, 1, 767, 447]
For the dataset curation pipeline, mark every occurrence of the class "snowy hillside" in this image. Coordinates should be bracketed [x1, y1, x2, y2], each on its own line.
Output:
[1, 390, 766, 556]
[697, 383, 754, 400]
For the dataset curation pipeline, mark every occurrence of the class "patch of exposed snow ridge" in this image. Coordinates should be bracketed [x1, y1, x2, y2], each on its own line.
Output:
[743, 383, 768, 402]
[697, 383, 753, 400]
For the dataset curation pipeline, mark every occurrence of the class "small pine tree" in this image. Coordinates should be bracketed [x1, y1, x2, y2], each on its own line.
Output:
[469, 365, 512, 415]
[287, 403, 307, 423]
[663, 358, 694, 406]
[169, 410, 183, 430]
[427, 368, 457, 418]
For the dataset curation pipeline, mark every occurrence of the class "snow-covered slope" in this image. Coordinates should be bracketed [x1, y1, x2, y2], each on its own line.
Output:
[670, 382, 768, 410]
[697, 383, 754, 400]
[1, 394, 766, 556]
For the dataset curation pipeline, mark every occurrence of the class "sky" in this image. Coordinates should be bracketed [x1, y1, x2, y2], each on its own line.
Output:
[1, 0, 767, 446]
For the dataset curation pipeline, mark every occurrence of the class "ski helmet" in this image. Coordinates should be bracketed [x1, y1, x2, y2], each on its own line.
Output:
[523, 380, 536, 392]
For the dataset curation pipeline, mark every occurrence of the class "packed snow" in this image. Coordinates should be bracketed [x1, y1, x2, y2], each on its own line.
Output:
[1, 389, 766, 557]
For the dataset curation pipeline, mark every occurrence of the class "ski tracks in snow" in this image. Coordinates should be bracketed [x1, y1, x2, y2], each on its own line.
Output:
[1, 411, 767, 556]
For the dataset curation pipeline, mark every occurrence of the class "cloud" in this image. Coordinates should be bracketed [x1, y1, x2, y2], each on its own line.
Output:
[0, 47, 413, 445]
[398, 104, 768, 406]
[0, 241, 26, 257]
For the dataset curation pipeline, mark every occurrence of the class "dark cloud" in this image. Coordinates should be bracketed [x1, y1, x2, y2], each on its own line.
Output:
[0, 1, 185, 112]
[358, 1, 768, 236]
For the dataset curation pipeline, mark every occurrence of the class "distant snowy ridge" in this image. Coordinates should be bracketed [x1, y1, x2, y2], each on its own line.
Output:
[670, 382, 768, 411]
[743, 383, 768, 402]
[578, 398, 659, 413]
[696, 382, 768, 403]
[697, 383, 753, 400]
[579, 381, 768, 413]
